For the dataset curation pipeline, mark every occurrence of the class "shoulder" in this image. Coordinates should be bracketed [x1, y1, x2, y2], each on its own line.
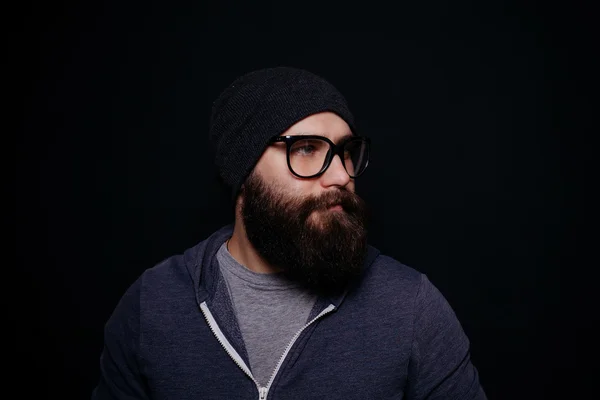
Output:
[366, 252, 453, 310]
[353, 248, 427, 305]
[133, 248, 208, 320]
[365, 250, 424, 287]
[139, 253, 189, 291]
[359, 251, 467, 342]
[106, 252, 191, 322]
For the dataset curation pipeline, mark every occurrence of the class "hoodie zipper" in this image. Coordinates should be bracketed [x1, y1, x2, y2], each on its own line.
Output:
[200, 301, 335, 400]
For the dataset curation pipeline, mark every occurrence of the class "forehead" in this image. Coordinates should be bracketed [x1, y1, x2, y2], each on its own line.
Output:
[281, 112, 353, 142]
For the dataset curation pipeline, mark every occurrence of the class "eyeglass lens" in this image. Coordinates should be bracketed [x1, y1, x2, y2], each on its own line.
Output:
[288, 138, 368, 177]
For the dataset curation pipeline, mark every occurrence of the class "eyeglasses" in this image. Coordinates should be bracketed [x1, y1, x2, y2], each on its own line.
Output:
[269, 135, 371, 179]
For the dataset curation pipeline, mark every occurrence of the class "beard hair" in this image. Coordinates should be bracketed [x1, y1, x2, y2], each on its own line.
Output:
[240, 170, 370, 296]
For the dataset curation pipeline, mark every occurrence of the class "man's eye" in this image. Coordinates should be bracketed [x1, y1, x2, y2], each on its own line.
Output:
[296, 145, 315, 155]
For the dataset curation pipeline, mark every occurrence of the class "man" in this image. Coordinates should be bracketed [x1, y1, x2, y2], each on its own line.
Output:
[92, 67, 487, 399]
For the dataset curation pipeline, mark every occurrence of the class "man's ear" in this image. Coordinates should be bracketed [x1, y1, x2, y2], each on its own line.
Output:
[233, 186, 244, 218]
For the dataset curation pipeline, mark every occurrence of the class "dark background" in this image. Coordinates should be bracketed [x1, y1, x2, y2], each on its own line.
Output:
[16, 0, 593, 399]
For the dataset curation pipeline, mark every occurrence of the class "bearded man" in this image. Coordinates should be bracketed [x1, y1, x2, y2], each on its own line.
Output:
[92, 67, 487, 400]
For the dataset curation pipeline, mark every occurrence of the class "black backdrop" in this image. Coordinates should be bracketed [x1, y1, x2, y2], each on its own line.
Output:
[16, 1, 593, 399]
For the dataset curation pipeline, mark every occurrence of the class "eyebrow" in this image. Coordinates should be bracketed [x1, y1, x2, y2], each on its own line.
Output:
[293, 132, 353, 143]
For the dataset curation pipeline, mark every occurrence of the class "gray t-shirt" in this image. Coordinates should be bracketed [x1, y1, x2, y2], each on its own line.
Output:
[216, 242, 318, 387]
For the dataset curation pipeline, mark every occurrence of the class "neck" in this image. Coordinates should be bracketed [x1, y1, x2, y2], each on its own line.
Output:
[227, 220, 281, 274]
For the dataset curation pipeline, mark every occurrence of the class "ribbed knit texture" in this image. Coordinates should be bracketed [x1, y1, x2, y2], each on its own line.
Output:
[209, 67, 356, 199]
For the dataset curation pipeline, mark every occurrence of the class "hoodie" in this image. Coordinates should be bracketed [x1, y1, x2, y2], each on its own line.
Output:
[92, 224, 487, 400]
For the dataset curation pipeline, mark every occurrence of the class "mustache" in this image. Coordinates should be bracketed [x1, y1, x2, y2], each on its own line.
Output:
[295, 188, 364, 220]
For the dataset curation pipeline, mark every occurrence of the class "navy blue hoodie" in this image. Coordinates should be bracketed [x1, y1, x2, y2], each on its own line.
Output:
[92, 224, 487, 399]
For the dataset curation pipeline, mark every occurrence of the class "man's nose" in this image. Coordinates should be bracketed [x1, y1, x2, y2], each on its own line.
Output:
[320, 154, 351, 188]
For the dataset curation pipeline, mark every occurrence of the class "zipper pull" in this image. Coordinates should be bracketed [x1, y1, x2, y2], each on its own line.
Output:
[259, 387, 267, 400]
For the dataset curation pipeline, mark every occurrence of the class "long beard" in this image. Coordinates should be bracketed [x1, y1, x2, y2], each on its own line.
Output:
[240, 171, 369, 296]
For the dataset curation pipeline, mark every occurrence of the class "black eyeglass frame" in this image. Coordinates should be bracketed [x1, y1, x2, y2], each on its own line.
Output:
[269, 135, 371, 179]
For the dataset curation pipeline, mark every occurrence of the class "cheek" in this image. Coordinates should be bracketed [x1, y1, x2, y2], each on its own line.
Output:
[255, 156, 289, 185]
[264, 168, 311, 196]
[255, 150, 305, 189]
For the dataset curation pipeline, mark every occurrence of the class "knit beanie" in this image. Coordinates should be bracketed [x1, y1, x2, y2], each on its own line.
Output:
[209, 66, 357, 200]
